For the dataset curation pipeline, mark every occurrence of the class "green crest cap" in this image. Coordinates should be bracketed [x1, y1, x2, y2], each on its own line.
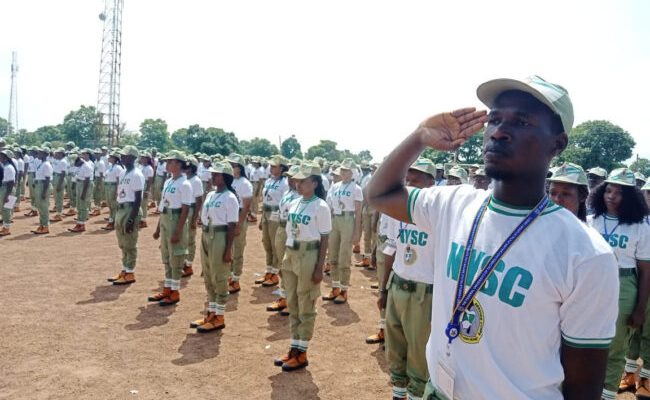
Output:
[268, 154, 289, 167]
[605, 168, 636, 187]
[435, 164, 444, 170]
[290, 157, 302, 166]
[634, 172, 646, 183]
[140, 151, 152, 159]
[212, 154, 224, 162]
[208, 161, 234, 177]
[548, 162, 588, 186]
[80, 148, 92, 155]
[340, 158, 357, 170]
[163, 149, 187, 162]
[65, 141, 75, 147]
[642, 181, 650, 191]
[332, 167, 342, 176]
[408, 158, 436, 177]
[110, 150, 121, 158]
[186, 156, 198, 167]
[0, 149, 14, 159]
[448, 166, 469, 183]
[477, 75, 574, 134]
[120, 145, 140, 157]
[587, 167, 608, 178]
[312, 156, 325, 166]
[360, 160, 371, 169]
[226, 153, 245, 166]
[54, 147, 66, 154]
[29, 146, 39, 152]
[285, 165, 301, 177]
[292, 162, 322, 179]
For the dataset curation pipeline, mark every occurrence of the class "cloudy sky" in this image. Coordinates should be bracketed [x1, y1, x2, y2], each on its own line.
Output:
[1, 0, 648, 160]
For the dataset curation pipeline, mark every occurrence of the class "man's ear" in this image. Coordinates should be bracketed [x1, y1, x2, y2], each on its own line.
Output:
[552, 132, 568, 158]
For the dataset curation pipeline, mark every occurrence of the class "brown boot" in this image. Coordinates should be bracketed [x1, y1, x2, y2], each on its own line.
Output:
[89, 208, 101, 217]
[13, 206, 21, 212]
[197, 313, 225, 332]
[49, 207, 57, 212]
[255, 272, 271, 285]
[107, 271, 126, 282]
[182, 265, 194, 277]
[63, 209, 76, 216]
[282, 350, 308, 371]
[354, 256, 369, 267]
[274, 348, 298, 367]
[324, 263, 331, 274]
[333, 290, 348, 304]
[139, 220, 147, 229]
[322, 287, 341, 301]
[366, 329, 385, 344]
[228, 281, 241, 294]
[266, 297, 288, 312]
[159, 290, 180, 306]
[113, 272, 136, 285]
[190, 311, 209, 328]
[637, 378, 650, 398]
[101, 222, 115, 231]
[101, 201, 108, 207]
[352, 244, 360, 254]
[262, 273, 279, 287]
[148, 287, 172, 302]
[67, 224, 86, 233]
[619, 372, 637, 393]
[49, 214, 63, 223]
[0, 227, 11, 236]
[24, 209, 38, 217]
[31, 225, 50, 235]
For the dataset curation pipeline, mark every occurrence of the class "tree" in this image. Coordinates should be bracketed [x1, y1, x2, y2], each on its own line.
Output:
[138, 118, 171, 152]
[630, 158, 650, 177]
[34, 125, 65, 144]
[0, 117, 9, 137]
[171, 128, 188, 150]
[61, 105, 102, 148]
[357, 150, 373, 162]
[421, 148, 453, 165]
[239, 137, 278, 157]
[119, 131, 140, 147]
[455, 132, 484, 164]
[206, 128, 240, 155]
[200, 142, 218, 155]
[557, 120, 635, 171]
[281, 135, 302, 159]
[305, 140, 340, 161]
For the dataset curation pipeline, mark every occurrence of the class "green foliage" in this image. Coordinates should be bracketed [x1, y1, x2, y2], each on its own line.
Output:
[421, 148, 453, 164]
[119, 131, 141, 147]
[204, 127, 240, 155]
[305, 140, 340, 161]
[630, 158, 650, 177]
[61, 105, 102, 148]
[456, 132, 484, 164]
[557, 120, 635, 171]
[200, 142, 218, 155]
[240, 137, 278, 157]
[0, 117, 9, 137]
[357, 150, 373, 162]
[280, 135, 302, 159]
[171, 128, 188, 149]
[138, 118, 171, 152]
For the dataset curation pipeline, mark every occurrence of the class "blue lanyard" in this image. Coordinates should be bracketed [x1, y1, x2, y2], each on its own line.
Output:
[602, 217, 619, 241]
[445, 195, 549, 344]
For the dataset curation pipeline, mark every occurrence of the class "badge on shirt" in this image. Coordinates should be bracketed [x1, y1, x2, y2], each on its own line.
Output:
[404, 245, 417, 265]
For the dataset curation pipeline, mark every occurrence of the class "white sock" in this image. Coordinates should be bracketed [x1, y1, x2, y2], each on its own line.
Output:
[625, 357, 639, 373]
[601, 389, 616, 400]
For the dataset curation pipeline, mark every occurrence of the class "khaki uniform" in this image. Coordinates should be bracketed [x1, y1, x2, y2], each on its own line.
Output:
[231, 219, 248, 280]
[33, 181, 50, 226]
[159, 210, 189, 288]
[53, 173, 66, 214]
[115, 203, 141, 272]
[0, 184, 13, 228]
[200, 227, 230, 313]
[328, 214, 355, 290]
[275, 221, 288, 297]
[283, 241, 321, 342]
[76, 179, 93, 224]
[105, 182, 118, 222]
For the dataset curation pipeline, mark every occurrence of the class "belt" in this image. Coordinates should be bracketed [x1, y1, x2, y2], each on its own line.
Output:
[279, 220, 287, 227]
[162, 207, 182, 214]
[287, 240, 320, 251]
[378, 235, 388, 242]
[28, 172, 35, 176]
[189, 203, 196, 209]
[620, 268, 637, 277]
[391, 273, 433, 294]
[53, 172, 61, 176]
[105, 182, 117, 185]
[202, 225, 228, 233]
[118, 202, 134, 209]
[334, 211, 355, 217]
[263, 204, 280, 212]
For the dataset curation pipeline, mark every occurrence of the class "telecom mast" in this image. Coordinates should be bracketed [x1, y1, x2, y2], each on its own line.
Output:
[96, 0, 124, 146]
[8, 51, 18, 135]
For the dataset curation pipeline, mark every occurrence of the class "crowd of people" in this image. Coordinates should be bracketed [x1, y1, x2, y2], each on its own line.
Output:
[1, 75, 650, 400]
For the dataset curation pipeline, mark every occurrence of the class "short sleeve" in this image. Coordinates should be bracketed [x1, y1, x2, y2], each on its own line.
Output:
[326, 187, 333, 207]
[44, 163, 53, 178]
[226, 194, 240, 224]
[354, 185, 364, 202]
[560, 253, 619, 348]
[193, 179, 204, 197]
[180, 181, 193, 205]
[131, 172, 145, 192]
[635, 223, 650, 262]
[317, 201, 332, 235]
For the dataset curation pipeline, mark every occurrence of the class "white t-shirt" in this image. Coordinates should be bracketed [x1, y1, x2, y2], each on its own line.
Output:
[105, 163, 124, 183]
[160, 175, 193, 209]
[263, 176, 289, 207]
[245, 164, 254, 179]
[251, 166, 265, 183]
[327, 180, 363, 214]
[23, 155, 31, 172]
[404, 185, 618, 400]
[94, 159, 106, 178]
[188, 175, 204, 202]
[321, 173, 330, 192]
[2, 163, 16, 182]
[141, 165, 154, 180]
[14, 158, 24, 176]
[77, 161, 94, 182]
[199, 164, 212, 182]
[279, 190, 300, 222]
[435, 178, 447, 186]
[385, 215, 434, 284]
[35, 160, 53, 180]
[286, 196, 332, 242]
[68, 162, 78, 182]
[27, 156, 38, 173]
[232, 176, 253, 208]
[360, 172, 373, 189]
[155, 161, 167, 177]
[53, 158, 68, 175]
[378, 213, 391, 237]
[588, 214, 650, 269]
[200, 189, 239, 226]
[117, 168, 145, 204]
[352, 167, 361, 184]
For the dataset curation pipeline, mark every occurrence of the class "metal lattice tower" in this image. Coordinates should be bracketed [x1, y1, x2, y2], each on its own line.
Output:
[96, 0, 124, 146]
[8, 51, 18, 135]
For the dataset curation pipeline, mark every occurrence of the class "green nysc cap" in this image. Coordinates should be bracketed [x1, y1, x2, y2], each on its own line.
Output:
[587, 167, 608, 178]
[0, 149, 15, 159]
[477, 75, 574, 134]
[642, 181, 650, 191]
[120, 145, 140, 158]
[292, 162, 322, 180]
[226, 153, 245, 166]
[185, 156, 199, 168]
[340, 158, 357, 171]
[635, 172, 646, 184]
[268, 154, 290, 167]
[548, 162, 588, 186]
[285, 165, 301, 177]
[605, 168, 636, 187]
[208, 161, 234, 177]
[408, 158, 436, 177]
[448, 166, 469, 183]
[163, 150, 187, 162]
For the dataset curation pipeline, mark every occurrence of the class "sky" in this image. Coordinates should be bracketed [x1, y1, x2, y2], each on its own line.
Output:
[0, 0, 649, 161]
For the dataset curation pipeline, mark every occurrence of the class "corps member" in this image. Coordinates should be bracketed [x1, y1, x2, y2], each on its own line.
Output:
[63, 152, 78, 216]
[49, 148, 68, 223]
[182, 156, 204, 277]
[138, 152, 154, 228]
[226, 153, 253, 294]
[323, 158, 363, 304]
[445, 165, 468, 186]
[273, 163, 331, 371]
[12, 148, 23, 212]
[107, 146, 145, 285]
[547, 163, 589, 222]
[256, 155, 289, 287]
[90, 148, 106, 217]
[68, 150, 94, 233]
[366, 76, 619, 400]
[102, 150, 125, 231]
[150, 150, 192, 306]
[587, 168, 650, 400]
[152, 155, 167, 213]
[190, 162, 238, 332]
[472, 167, 491, 190]
[378, 158, 436, 400]
[24, 147, 38, 217]
[31, 147, 53, 234]
[0, 149, 17, 236]
[356, 161, 375, 268]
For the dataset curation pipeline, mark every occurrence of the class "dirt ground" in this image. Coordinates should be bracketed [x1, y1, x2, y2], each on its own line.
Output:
[0, 199, 637, 400]
[0, 201, 390, 400]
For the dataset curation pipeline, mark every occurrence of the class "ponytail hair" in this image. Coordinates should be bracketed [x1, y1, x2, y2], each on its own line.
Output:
[312, 175, 326, 201]
[224, 173, 239, 204]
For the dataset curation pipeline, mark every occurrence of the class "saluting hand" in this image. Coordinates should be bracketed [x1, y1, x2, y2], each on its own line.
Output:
[417, 108, 488, 151]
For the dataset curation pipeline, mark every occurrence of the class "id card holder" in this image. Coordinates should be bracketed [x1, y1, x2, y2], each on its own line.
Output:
[435, 354, 455, 400]
[382, 242, 396, 256]
[270, 211, 280, 222]
[334, 209, 342, 216]
[286, 237, 295, 248]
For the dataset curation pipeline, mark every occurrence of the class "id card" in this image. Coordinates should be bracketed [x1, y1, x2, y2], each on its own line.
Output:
[269, 211, 280, 222]
[286, 237, 295, 248]
[334, 209, 342, 216]
[382, 241, 396, 256]
[435, 356, 455, 400]
[3, 195, 17, 210]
